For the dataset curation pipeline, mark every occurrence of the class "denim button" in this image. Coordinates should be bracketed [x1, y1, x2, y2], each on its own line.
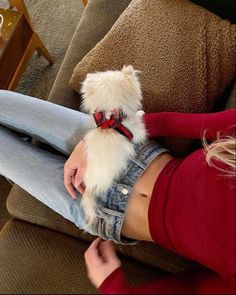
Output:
[121, 188, 128, 195]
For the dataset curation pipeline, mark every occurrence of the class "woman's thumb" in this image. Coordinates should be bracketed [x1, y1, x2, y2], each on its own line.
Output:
[99, 240, 117, 261]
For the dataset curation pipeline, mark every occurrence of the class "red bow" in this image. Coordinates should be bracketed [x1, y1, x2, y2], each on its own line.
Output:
[93, 109, 133, 141]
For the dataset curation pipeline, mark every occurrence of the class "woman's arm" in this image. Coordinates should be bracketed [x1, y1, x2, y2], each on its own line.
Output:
[143, 109, 236, 140]
[84, 238, 235, 294]
[99, 266, 235, 294]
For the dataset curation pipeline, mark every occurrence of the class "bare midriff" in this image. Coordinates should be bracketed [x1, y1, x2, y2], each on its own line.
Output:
[121, 152, 174, 242]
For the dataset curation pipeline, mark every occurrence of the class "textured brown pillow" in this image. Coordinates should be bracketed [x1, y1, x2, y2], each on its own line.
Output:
[69, 0, 236, 114]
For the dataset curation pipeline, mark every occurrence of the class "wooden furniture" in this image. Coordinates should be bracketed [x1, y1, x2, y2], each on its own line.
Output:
[82, 0, 88, 6]
[0, 1, 54, 90]
[9, 0, 33, 28]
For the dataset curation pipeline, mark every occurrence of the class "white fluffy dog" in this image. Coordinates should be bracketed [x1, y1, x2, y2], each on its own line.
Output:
[80, 65, 147, 226]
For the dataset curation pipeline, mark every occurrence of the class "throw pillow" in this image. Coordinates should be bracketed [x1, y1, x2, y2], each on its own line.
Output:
[69, 0, 236, 154]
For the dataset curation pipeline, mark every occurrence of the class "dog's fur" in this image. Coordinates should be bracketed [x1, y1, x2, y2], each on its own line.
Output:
[80, 65, 147, 227]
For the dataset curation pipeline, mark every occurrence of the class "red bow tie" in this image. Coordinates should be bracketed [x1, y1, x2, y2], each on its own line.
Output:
[93, 109, 133, 141]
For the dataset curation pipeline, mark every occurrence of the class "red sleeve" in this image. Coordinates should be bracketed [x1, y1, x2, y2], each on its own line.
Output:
[99, 267, 236, 294]
[143, 109, 236, 140]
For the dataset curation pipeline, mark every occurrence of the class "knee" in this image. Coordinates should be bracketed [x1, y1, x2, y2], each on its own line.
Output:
[0, 89, 5, 98]
[0, 89, 11, 99]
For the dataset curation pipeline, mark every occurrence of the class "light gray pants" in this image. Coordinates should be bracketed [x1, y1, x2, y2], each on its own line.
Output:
[0, 90, 95, 230]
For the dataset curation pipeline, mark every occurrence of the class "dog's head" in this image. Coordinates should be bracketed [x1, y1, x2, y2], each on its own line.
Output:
[80, 65, 142, 116]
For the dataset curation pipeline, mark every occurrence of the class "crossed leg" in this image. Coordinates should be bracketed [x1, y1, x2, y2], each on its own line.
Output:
[0, 90, 95, 229]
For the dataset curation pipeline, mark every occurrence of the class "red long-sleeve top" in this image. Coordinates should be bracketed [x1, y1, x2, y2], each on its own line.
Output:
[99, 109, 236, 294]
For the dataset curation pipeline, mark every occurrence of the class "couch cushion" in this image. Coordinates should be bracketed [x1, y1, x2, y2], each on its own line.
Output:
[0, 219, 168, 293]
[6, 185, 200, 274]
[69, 0, 236, 115]
[47, 0, 132, 109]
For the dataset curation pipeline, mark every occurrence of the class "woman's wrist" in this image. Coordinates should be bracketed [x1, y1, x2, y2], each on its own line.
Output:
[76, 137, 85, 148]
[98, 266, 126, 294]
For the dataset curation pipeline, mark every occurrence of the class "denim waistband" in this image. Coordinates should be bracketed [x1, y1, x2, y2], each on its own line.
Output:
[89, 140, 169, 245]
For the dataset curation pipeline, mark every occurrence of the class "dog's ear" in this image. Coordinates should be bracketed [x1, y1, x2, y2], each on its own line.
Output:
[122, 65, 140, 77]
[122, 65, 134, 75]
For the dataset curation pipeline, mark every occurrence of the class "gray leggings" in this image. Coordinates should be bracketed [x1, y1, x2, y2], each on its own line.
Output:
[0, 90, 95, 229]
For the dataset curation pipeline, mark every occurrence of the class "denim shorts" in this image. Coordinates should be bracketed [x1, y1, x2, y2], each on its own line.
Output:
[88, 140, 169, 245]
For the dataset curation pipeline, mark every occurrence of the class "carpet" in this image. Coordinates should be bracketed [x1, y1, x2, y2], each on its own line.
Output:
[0, 0, 84, 230]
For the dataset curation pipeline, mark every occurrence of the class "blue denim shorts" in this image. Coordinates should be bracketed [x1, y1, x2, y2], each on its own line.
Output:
[86, 140, 169, 245]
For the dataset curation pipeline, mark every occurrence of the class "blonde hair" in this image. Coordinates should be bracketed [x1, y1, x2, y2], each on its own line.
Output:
[202, 132, 236, 177]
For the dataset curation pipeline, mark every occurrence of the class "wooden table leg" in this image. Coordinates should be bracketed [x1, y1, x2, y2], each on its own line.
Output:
[8, 0, 54, 64]
[82, 0, 88, 6]
[34, 33, 54, 64]
[8, 32, 53, 90]
[8, 0, 33, 27]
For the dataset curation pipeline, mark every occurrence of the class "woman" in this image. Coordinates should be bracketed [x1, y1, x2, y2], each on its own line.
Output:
[0, 90, 235, 293]
[84, 110, 236, 294]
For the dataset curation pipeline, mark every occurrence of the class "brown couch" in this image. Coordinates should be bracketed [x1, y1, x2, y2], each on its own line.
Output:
[0, 0, 235, 293]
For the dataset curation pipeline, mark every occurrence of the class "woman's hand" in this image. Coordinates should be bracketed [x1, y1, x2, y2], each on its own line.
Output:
[64, 139, 87, 198]
[84, 237, 121, 288]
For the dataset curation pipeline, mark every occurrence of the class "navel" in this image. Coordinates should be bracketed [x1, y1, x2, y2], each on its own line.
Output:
[140, 193, 148, 198]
